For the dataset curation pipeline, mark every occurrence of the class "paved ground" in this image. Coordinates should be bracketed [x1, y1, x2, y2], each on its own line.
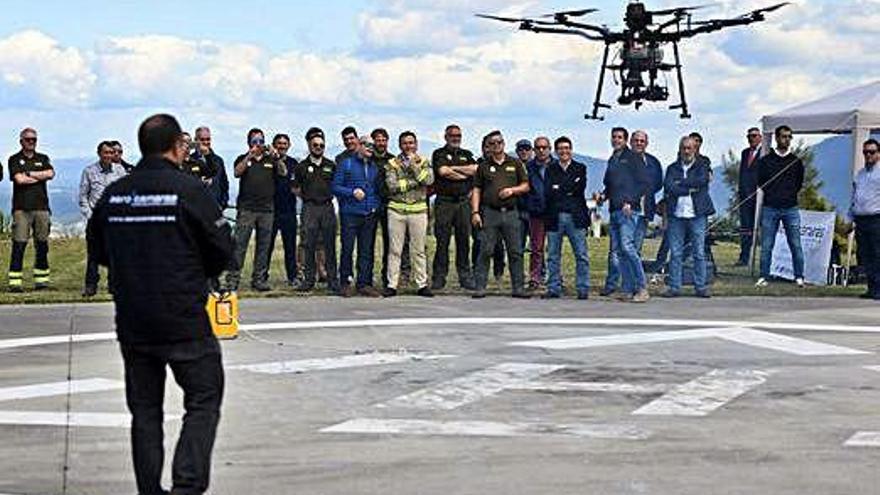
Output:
[1, 296, 880, 495]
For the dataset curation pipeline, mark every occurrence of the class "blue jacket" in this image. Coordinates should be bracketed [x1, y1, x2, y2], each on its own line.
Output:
[544, 160, 590, 231]
[333, 154, 382, 216]
[641, 152, 663, 220]
[603, 147, 650, 212]
[525, 158, 556, 217]
[274, 156, 298, 215]
[664, 158, 716, 218]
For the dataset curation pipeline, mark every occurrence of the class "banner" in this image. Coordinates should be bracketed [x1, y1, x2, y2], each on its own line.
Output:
[770, 210, 835, 286]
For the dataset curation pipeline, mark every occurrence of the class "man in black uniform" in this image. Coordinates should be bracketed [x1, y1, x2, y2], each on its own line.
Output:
[226, 128, 287, 292]
[431, 124, 477, 290]
[87, 114, 234, 495]
[471, 130, 530, 299]
[267, 133, 299, 286]
[7, 127, 55, 292]
[292, 127, 340, 293]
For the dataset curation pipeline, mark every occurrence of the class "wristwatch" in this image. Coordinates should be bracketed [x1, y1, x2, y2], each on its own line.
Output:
[25, 170, 31, 178]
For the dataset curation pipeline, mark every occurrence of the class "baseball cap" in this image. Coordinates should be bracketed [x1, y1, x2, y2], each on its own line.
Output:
[516, 139, 532, 151]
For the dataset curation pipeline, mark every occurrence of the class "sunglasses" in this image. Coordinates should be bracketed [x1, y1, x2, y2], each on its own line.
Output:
[249, 138, 265, 146]
[311, 142, 326, 148]
[22, 137, 37, 143]
[864, 149, 879, 155]
[535, 145, 549, 150]
[488, 140, 504, 146]
[747, 134, 761, 138]
[447, 133, 462, 138]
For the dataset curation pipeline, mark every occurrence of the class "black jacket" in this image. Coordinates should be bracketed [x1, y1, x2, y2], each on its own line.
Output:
[758, 150, 804, 209]
[664, 158, 716, 218]
[603, 147, 650, 212]
[544, 160, 590, 231]
[87, 156, 234, 345]
[739, 147, 762, 202]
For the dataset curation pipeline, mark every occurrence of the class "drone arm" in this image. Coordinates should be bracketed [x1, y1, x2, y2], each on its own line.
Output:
[662, 15, 766, 40]
[521, 25, 606, 42]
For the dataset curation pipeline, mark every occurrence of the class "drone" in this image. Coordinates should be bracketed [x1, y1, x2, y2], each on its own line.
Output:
[477, 2, 789, 120]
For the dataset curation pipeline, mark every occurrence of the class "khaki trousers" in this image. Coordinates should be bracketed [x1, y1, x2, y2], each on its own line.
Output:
[387, 210, 428, 290]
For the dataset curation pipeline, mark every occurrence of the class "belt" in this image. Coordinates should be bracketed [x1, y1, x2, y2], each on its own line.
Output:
[436, 195, 468, 202]
[484, 205, 516, 213]
[304, 200, 333, 206]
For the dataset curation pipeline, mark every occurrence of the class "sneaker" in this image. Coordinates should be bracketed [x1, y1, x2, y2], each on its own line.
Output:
[382, 287, 398, 298]
[577, 292, 590, 300]
[599, 287, 616, 297]
[795, 278, 805, 288]
[251, 281, 271, 292]
[471, 290, 486, 299]
[82, 285, 97, 298]
[541, 292, 561, 299]
[358, 286, 382, 298]
[695, 289, 712, 299]
[340, 285, 356, 298]
[754, 278, 769, 288]
[631, 289, 651, 303]
[417, 287, 435, 298]
[615, 292, 633, 302]
[661, 289, 680, 298]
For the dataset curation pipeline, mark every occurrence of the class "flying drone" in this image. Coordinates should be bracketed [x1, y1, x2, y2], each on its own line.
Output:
[477, 2, 789, 120]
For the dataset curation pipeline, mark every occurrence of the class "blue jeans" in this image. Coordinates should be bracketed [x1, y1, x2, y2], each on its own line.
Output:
[667, 215, 708, 292]
[269, 212, 298, 283]
[340, 213, 378, 288]
[604, 212, 646, 292]
[760, 206, 804, 279]
[547, 213, 590, 295]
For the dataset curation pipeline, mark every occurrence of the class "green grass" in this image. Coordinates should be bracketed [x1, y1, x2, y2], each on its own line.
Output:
[0, 233, 865, 305]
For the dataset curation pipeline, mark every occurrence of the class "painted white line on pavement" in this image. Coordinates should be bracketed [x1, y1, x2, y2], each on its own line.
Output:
[3, 316, 879, 351]
[844, 431, 880, 447]
[512, 381, 672, 394]
[381, 363, 564, 411]
[0, 378, 124, 402]
[632, 369, 773, 417]
[864, 365, 880, 373]
[321, 418, 650, 440]
[228, 352, 456, 374]
[0, 411, 180, 428]
[512, 327, 869, 356]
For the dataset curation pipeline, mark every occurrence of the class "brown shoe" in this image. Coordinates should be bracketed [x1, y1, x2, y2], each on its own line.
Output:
[358, 286, 381, 298]
[632, 289, 651, 303]
[341, 285, 356, 298]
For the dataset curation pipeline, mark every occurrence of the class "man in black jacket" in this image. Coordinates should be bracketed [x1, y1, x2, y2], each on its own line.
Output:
[737, 127, 763, 266]
[756, 125, 805, 288]
[87, 114, 234, 495]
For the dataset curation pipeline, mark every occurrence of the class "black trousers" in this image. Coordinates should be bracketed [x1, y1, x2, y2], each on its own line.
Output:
[301, 202, 339, 290]
[475, 207, 524, 293]
[856, 214, 880, 298]
[432, 197, 473, 287]
[121, 338, 224, 495]
[738, 197, 757, 263]
[268, 212, 298, 284]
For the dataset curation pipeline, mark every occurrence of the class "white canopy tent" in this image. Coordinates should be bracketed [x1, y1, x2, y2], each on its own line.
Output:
[762, 80, 880, 178]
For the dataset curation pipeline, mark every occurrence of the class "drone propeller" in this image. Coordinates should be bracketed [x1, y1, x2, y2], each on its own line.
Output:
[475, 14, 560, 26]
[540, 8, 599, 18]
[751, 2, 790, 15]
[650, 3, 716, 16]
[688, 2, 790, 25]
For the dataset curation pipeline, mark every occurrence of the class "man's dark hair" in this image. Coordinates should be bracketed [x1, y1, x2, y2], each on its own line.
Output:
[611, 127, 628, 140]
[370, 128, 389, 140]
[747, 127, 760, 134]
[138, 114, 182, 156]
[774, 125, 792, 137]
[108, 140, 121, 148]
[689, 131, 703, 142]
[445, 124, 461, 134]
[341, 126, 358, 138]
[273, 133, 290, 144]
[399, 131, 417, 144]
[97, 141, 115, 154]
[306, 127, 325, 142]
[247, 128, 264, 142]
[486, 130, 503, 141]
[865, 138, 880, 149]
[554, 136, 572, 149]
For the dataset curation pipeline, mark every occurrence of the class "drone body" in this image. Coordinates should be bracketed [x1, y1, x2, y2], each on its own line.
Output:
[478, 2, 789, 120]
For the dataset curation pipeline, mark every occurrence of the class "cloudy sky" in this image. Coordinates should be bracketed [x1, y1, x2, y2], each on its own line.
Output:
[0, 0, 875, 163]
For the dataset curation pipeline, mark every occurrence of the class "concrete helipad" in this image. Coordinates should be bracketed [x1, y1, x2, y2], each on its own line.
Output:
[1, 296, 879, 494]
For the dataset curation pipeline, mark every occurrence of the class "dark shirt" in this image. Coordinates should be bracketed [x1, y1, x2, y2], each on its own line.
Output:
[274, 156, 298, 215]
[474, 154, 528, 210]
[373, 151, 393, 202]
[544, 160, 590, 231]
[637, 152, 664, 219]
[758, 150, 804, 209]
[431, 145, 476, 198]
[203, 152, 229, 209]
[8, 151, 52, 212]
[602, 147, 650, 212]
[235, 153, 283, 213]
[293, 156, 336, 204]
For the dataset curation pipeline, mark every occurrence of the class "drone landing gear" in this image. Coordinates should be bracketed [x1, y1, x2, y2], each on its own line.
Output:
[669, 40, 692, 119]
[586, 43, 612, 121]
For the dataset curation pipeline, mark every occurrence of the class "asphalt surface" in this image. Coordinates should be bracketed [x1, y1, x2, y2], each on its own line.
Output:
[1, 296, 879, 494]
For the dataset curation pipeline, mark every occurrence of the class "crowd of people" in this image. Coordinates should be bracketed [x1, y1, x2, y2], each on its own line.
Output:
[5, 123, 880, 300]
